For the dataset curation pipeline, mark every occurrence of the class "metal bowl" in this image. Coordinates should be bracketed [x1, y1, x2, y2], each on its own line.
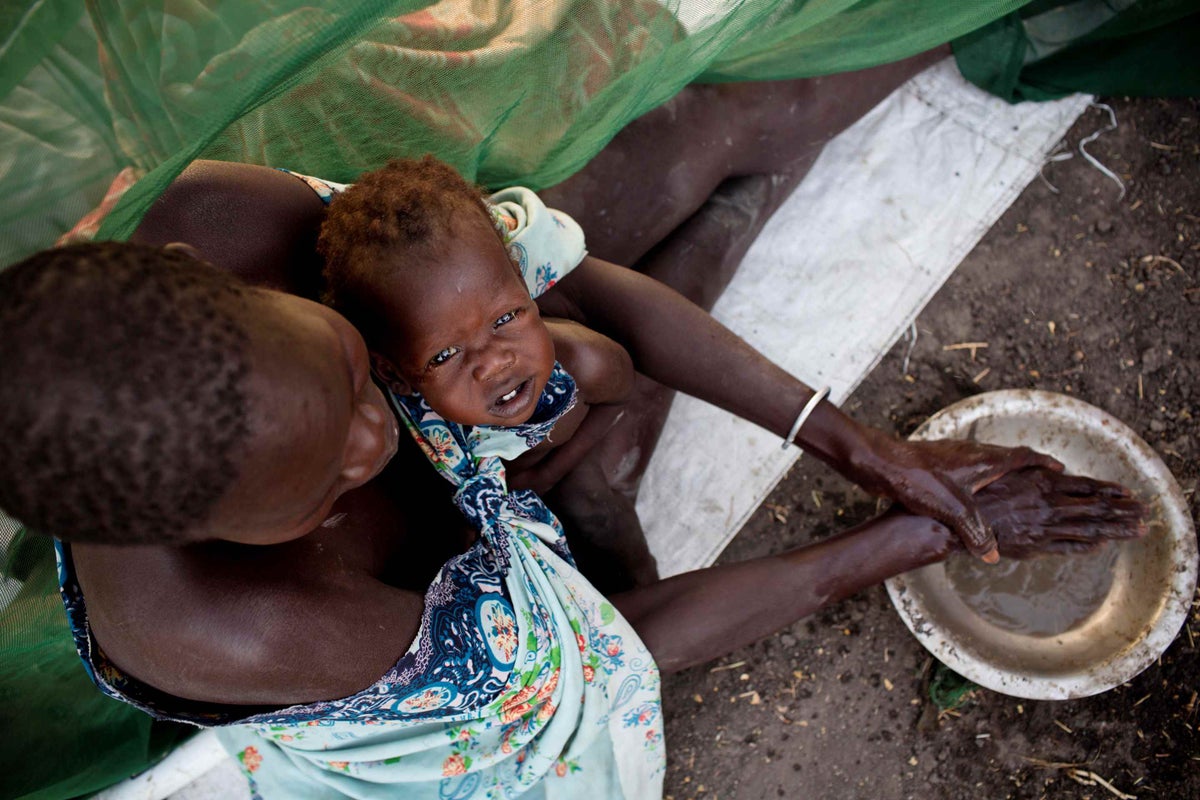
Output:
[885, 390, 1197, 700]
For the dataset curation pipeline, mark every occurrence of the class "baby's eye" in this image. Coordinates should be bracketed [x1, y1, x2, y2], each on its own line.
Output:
[428, 346, 460, 367]
[494, 308, 522, 327]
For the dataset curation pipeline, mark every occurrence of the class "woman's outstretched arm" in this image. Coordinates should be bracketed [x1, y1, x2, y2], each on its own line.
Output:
[612, 468, 1147, 673]
[538, 256, 1062, 562]
[614, 510, 952, 673]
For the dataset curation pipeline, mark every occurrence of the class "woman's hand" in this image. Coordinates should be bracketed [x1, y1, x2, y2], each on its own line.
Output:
[847, 432, 1067, 562]
[965, 467, 1149, 558]
[616, 464, 1147, 675]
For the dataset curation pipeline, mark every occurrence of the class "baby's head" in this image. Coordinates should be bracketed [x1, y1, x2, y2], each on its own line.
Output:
[320, 157, 554, 427]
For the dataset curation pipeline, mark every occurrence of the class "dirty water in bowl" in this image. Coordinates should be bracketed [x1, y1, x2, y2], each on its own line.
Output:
[943, 544, 1119, 636]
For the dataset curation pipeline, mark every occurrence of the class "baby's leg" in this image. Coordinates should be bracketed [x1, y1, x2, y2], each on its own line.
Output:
[546, 460, 659, 595]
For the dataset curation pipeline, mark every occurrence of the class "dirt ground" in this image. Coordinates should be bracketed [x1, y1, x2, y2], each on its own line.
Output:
[661, 97, 1200, 800]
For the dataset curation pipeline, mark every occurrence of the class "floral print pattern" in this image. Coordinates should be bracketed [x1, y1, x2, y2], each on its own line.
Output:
[480, 596, 520, 666]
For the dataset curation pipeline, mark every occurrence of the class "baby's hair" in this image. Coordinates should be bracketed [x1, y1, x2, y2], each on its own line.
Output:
[0, 242, 252, 544]
[318, 156, 502, 346]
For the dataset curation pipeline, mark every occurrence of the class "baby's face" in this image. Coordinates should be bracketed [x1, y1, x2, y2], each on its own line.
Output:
[380, 217, 555, 427]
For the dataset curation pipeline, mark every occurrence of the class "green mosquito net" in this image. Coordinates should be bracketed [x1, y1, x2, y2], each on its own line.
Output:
[1, 0, 1196, 797]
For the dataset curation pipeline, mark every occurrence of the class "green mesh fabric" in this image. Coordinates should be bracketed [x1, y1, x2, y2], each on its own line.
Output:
[0, 1, 1193, 797]
[927, 661, 979, 712]
[0, 0, 1046, 270]
[954, 0, 1200, 102]
[0, 520, 193, 800]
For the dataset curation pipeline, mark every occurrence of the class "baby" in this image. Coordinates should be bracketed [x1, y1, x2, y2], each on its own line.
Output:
[318, 156, 634, 491]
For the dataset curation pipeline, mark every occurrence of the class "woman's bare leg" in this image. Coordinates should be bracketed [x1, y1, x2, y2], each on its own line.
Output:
[546, 173, 790, 591]
[543, 49, 950, 589]
[540, 46, 950, 267]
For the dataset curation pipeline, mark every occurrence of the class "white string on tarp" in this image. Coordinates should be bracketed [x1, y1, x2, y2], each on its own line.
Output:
[1037, 140, 1075, 194]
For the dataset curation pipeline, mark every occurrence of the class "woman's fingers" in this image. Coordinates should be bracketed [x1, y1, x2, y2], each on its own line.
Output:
[874, 440, 1096, 563]
[1047, 493, 1148, 527]
[1034, 538, 1108, 556]
[996, 444, 1065, 472]
[1046, 512, 1148, 541]
[1048, 472, 1134, 498]
[975, 466, 1149, 560]
[912, 478, 998, 562]
[998, 445, 1065, 477]
[1044, 503, 1149, 543]
[969, 445, 1065, 491]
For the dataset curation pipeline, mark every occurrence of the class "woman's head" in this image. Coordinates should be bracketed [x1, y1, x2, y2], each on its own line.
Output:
[0, 242, 397, 546]
[319, 157, 554, 427]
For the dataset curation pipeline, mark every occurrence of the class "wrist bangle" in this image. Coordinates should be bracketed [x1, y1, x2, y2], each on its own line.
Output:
[782, 385, 830, 450]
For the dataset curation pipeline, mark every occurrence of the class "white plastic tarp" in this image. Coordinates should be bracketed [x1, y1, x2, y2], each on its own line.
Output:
[637, 59, 1091, 577]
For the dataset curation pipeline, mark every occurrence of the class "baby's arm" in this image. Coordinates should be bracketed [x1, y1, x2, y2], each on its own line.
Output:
[545, 318, 634, 406]
[505, 319, 633, 494]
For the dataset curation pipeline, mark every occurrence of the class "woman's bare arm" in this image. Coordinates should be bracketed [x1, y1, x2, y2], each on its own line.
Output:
[537, 256, 1062, 561]
[614, 468, 1147, 673]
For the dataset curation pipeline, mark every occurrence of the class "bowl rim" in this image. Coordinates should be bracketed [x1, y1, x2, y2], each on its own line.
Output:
[884, 389, 1198, 700]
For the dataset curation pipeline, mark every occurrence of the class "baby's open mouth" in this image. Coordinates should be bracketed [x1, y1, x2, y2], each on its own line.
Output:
[491, 378, 534, 417]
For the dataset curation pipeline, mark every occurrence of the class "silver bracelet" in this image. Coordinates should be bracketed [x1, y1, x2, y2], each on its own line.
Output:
[782, 385, 830, 450]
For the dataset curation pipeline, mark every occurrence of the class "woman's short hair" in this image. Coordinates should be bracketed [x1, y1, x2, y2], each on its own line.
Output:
[0, 242, 252, 544]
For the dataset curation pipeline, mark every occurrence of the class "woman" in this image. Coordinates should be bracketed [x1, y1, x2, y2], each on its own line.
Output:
[0, 56, 1145, 799]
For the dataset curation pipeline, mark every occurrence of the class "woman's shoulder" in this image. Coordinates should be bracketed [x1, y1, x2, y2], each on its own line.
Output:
[70, 532, 424, 708]
[131, 160, 328, 297]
